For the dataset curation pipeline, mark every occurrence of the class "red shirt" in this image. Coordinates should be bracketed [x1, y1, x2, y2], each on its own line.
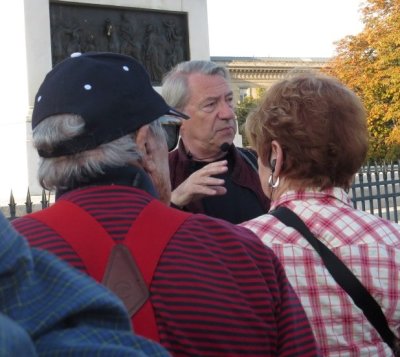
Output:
[13, 185, 319, 357]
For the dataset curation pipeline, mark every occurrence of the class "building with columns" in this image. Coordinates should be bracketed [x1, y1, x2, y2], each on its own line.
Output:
[211, 56, 328, 103]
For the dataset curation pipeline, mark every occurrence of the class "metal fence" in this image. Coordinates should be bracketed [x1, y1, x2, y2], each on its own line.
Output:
[1, 189, 52, 221]
[349, 162, 400, 223]
[2, 162, 400, 223]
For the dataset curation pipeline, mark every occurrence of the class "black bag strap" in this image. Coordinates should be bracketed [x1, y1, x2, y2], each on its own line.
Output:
[237, 147, 258, 173]
[270, 206, 400, 354]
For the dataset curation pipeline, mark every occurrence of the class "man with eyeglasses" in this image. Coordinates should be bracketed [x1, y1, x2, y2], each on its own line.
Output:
[13, 52, 320, 356]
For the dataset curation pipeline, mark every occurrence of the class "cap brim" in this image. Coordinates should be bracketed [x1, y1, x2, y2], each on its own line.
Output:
[167, 108, 190, 120]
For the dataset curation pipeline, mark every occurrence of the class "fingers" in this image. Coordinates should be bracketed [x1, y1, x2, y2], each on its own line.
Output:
[196, 160, 228, 177]
[171, 160, 228, 207]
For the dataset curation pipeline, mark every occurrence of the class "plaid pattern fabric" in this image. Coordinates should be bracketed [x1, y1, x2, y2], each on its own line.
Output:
[0, 313, 37, 356]
[0, 212, 170, 356]
[242, 187, 400, 357]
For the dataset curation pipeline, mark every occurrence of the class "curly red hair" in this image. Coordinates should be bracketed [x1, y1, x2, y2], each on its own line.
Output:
[245, 71, 368, 190]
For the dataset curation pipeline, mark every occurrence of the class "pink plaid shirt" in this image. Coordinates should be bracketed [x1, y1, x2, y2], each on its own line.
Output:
[241, 188, 400, 356]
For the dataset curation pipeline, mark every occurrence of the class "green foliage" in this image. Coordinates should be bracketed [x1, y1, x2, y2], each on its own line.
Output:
[235, 89, 265, 147]
[235, 96, 260, 147]
[323, 0, 400, 161]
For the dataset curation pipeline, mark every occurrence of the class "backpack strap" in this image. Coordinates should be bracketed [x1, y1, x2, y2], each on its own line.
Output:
[270, 206, 400, 355]
[123, 199, 191, 341]
[29, 200, 113, 282]
[29, 198, 192, 343]
[237, 147, 258, 172]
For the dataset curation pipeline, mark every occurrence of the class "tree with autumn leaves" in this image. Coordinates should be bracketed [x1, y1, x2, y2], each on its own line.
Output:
[324, 0, 400, 161]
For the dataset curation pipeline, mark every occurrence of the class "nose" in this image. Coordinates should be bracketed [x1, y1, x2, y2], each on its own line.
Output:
[218, 101, 235, 120]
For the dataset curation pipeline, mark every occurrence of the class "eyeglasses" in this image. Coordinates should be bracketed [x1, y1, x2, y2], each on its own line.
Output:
[159, 115, 183, 152]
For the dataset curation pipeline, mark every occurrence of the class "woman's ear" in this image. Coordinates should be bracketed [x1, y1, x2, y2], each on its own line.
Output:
[270, 140, 284, 176]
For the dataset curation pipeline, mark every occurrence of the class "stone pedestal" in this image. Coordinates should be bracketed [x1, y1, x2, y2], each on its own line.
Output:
[0, 0, 209, 206]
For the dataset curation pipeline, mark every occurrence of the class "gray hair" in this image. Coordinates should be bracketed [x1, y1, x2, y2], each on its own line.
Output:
[33, 114, 165, 191]
[161, 60, 230, 109]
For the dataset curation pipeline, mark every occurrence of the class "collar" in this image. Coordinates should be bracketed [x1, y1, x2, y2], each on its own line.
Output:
[56, 165, 159, 199]
[173, 139, 252, 177]
[176, 139, 234, 163]
[270, 187, 352, 211]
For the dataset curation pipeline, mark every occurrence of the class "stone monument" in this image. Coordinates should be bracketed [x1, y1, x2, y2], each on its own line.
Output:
[0, 0, 209, 206]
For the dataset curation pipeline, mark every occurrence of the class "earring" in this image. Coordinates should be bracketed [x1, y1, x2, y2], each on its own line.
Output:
[268, 175, 280, 188]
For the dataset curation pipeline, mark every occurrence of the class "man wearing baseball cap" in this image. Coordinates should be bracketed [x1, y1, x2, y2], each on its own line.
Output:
[13, 52, 319, 356]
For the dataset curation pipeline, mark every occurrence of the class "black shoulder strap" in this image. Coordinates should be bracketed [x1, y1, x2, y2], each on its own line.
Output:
[270, 206, 400, 354]
[237, 147, 258, 172]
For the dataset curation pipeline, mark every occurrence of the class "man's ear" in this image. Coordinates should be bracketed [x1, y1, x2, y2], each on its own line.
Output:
[135, 125, 156, 173]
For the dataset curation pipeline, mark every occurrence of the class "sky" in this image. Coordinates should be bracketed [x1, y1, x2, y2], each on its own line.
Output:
[207, 0, 365, 58]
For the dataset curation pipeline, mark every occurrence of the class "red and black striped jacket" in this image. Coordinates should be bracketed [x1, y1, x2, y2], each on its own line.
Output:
[13, 185, 319, 356]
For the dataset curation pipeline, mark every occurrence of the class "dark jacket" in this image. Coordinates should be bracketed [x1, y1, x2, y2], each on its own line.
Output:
[169, 140, 270, 223]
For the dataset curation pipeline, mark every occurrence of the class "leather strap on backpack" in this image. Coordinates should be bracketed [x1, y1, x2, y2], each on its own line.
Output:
[123, 199, 191, 341]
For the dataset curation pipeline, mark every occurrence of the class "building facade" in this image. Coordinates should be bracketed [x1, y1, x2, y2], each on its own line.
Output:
[211, 56, 328, 103]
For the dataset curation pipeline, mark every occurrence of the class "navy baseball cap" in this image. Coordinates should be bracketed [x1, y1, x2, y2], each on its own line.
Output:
[32, 52, 189, 157]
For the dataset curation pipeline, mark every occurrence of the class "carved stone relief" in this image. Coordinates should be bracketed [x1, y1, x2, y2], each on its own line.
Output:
[50, 2, 190, 84]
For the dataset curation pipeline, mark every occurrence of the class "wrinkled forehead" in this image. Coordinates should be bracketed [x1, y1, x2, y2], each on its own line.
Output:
[187, 73, 232, 102]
